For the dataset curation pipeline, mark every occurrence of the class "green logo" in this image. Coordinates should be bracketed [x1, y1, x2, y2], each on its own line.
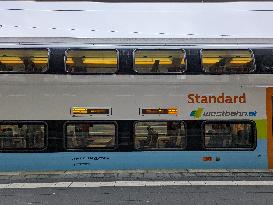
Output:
[190, 108, 204, 119]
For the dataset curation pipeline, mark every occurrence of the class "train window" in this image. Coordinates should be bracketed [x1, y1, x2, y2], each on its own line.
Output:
[134, 50, 186, 73]
[0, 49, 49, 73]
[261, 55, 273, 71]
[203, 121, 256, 149]
[134, 121, 186, 150]
[0, 122, 46, 150]
[65, 122, 116, 149]
[65, 50, 118, 73]
[201, 49, 255, 74]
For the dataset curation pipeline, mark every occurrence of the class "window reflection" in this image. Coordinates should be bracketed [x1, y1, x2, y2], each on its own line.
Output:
[0, 123, 45, 150]
[261, 55, 273, 71]
[0, 49, 48, 72]
[135, 121, 186, 150]
[204, 122, 254, 148]
[66, 122, 116, 149]
[202, 50, 255, 73]
[66, 50, 118, 73]
[134, 50, 186, 73]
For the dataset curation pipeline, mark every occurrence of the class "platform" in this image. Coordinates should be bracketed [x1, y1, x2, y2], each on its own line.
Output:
[1, 169, 273, 204]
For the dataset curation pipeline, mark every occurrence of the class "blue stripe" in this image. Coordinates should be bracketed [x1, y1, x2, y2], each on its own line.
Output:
[0, 139, 268, 172]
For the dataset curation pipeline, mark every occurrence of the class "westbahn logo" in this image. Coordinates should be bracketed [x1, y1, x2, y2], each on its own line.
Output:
[190, 108, 257, 119]
[190, 108, 204, 119]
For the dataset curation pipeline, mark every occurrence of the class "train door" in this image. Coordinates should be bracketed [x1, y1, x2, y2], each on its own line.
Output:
[266, 88, 273, 168]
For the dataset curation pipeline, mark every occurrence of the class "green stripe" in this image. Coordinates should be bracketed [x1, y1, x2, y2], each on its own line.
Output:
[255, 119, 267, 139]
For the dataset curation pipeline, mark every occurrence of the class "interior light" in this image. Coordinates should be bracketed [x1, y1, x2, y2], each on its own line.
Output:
[71, 107, 110, 116]
[142, 108, 178, 115]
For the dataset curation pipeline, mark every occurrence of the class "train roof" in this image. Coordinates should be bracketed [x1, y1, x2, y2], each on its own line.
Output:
[1, 1, 273, 45]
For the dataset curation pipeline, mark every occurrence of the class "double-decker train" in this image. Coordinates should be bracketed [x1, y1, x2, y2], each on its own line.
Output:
[0, 1, 273, 171]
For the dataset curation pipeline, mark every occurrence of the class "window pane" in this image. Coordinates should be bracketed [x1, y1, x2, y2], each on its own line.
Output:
[134, 50, 186, 73]
[0, 123, 46, 150]
[66, 50, 118, 73]
[204, 122, 254, 148]
[66, 122, 116, 149]
[135, 121, 186, 150]
[0, 49, 48, 72]
[261, 55, 273, 71]
[202, 50, 255, 73]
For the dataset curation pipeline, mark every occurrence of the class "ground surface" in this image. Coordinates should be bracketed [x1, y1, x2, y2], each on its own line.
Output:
[1, 170, 273, 204]
[2, 186, 273, 205]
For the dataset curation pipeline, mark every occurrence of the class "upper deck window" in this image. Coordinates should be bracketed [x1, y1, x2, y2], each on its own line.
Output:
[201, 49, 255, 74]
[0, 49, 48, 73]
[65, 50, 118, 73]
[134, 50, 186, 73]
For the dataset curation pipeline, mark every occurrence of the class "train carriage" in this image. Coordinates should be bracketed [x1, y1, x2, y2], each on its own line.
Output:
[0, 1, 273, 171]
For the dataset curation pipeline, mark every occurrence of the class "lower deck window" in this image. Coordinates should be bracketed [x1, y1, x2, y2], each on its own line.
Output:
[65, 122, 116, 149]
[134, 121, 186, 150]
[0, 122, 46, 150]
[203, 121, 255, 149]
